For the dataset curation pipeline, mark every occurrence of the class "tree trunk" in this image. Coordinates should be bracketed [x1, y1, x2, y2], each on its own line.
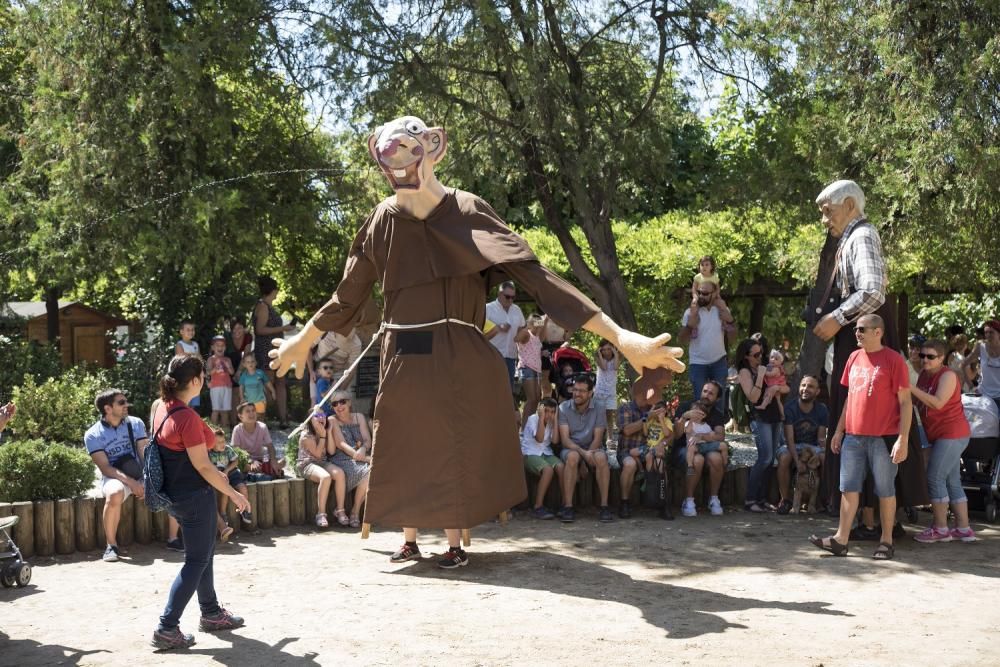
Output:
[45, 286, 61, 343]
[749, 297, 767, 336]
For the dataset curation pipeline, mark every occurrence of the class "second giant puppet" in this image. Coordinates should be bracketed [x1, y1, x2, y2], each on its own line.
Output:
[270, 116, 685, 529]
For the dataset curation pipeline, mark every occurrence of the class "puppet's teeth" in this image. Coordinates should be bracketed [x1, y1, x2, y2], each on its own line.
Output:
[393, 169, 407, 178]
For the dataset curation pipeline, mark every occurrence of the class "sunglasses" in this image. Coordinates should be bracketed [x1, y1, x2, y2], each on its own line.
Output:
[918, 353, 938, 360]
[500, 294, 514, 301]
[749, 351, 761, 358]
[114, 398, 129, 406]
[331, 398, 350, 407]
[854, 326, 874, 333]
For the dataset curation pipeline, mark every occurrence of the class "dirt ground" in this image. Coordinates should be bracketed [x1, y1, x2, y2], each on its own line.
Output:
[1, 508, 996, 667]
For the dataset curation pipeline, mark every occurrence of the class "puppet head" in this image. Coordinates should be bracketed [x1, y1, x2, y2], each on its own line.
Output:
[368, 116, 447, 194]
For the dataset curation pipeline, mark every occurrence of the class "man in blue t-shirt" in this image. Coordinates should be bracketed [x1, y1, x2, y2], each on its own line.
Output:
[775, 375, 828, 514]
[84, 389, 148, 562]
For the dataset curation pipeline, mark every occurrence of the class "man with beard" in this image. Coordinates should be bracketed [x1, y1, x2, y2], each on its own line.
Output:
[775, 375, 828, 514]
[679, 281, 735, 401]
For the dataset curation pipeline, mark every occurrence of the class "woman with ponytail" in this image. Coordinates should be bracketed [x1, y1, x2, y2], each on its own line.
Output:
[151, 354, 251, 651]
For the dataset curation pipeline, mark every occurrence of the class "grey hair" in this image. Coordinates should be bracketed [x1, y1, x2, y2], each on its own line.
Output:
[815, 180, 866, 216]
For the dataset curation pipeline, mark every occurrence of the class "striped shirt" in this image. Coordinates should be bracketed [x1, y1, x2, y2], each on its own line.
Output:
[833, 217, 887, 326]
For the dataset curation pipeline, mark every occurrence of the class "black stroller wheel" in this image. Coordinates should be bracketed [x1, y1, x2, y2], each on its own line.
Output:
[0, 570, 13, 588]
[13, 563, 31, 587]
[904, 507, 918, 523]
[986, 502, 998, 524]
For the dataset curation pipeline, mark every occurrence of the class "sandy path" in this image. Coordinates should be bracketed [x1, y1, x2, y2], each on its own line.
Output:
[1, 510, 996, 666]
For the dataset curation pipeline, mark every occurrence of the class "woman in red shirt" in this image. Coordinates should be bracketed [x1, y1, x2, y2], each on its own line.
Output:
[151, 355, 251, 650]
[910, 339, 976, 543]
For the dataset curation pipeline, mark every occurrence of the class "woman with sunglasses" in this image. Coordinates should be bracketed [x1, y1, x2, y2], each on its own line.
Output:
[326, 391, 372, 529]
[295, 410, 348, 528]
[735, 337, 787, 513]
[910, 339, 976, 543]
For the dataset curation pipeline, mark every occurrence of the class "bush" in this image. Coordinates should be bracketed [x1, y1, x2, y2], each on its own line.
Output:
[0, 438, 95, 501]
[235, 445, 251, 474]
[284, 432, 299, 475]
[9, 368, 109, 445]
[0, 331, 63, 404]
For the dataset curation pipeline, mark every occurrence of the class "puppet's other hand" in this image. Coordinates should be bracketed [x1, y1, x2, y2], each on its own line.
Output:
[617, 331, 686, 374]
[269, 334, 310, 379]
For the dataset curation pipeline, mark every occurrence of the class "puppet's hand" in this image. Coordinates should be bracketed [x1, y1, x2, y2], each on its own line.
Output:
[616, 331, 686, 374]
[269, 334, 310, 379]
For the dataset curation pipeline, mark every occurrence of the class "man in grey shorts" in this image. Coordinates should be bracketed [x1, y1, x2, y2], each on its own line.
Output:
[557, 374, 611, 523]
[810, 314, 911, 560]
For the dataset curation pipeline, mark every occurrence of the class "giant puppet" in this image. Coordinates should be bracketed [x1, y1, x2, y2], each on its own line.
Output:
[269, 116, 685, 535]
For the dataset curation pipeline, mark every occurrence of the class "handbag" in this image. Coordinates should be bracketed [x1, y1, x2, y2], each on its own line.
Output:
[641, 457, 668, 509]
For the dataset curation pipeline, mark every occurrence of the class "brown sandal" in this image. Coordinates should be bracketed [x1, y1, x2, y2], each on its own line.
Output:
[809, 534, 848, 556]
[873, 542, 894, 560]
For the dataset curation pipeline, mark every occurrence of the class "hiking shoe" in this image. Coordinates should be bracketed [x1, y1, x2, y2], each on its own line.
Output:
[708, 496, 724, 516]
[599, 506, 614, 522]
[437, 548, 469, 569]
[949, 527, 978, 543]
[776, 499, 792, 515]
[558, 506, 575, 523]
[389, 543, 422, 563]
[618, 501, 632, 519]
[240, 510, 253, 525]
[914, 526, 952, 543]
[102, 544, 120, 562]
[532, 507, 555, 520]
[849, 525, 879, 541]
[151, 627, 195, 650]
[892, 521, 907, 539]
[199, 608, 244, 632]
[681, 498, 697, 517]
[165, 538, 184, 552]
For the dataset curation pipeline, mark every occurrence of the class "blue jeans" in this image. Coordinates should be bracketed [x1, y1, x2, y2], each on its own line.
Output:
[159, 486, 221, 630]
[504, 357, 517, 391]
[748, 420, 780, 503]
[840, 434, 897, 498]
[926, 436, 969, 504]
[688, 356, 728, 403]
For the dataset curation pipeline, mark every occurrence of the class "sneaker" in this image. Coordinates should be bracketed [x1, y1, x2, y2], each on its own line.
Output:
[949, 527, 978, 543]
[849, 525, 880, 541]
[708, 497, 724, 516]
[199, 608, 245, 632]
[389, 543, 422, 563]
[532, 506, 555, 520]
[914, 526, 952, 543]
[681, 498, 697, 517]
[892, 521, 907, 539]
[240, 510, 253, 525]
[776, 499, 792, 515]
[102, 544, 120, 562]
[438, 548, 469, 569]
[165, 538, 184, 552]
[558, 506, 575, 523]
[151, 627, 195, 650]
[619, 501, 632, 519]
[599, 506, 614, 522]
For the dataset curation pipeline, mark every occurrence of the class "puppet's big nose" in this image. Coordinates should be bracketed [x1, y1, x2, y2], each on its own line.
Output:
[378, 138, 400, 157]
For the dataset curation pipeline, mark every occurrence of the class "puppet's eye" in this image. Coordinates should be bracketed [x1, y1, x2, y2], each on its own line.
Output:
[405, 121, 423, 135]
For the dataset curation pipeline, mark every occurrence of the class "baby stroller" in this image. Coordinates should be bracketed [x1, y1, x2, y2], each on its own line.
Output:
[960, 395, 1000, 523]
[0, 515, 32, 587]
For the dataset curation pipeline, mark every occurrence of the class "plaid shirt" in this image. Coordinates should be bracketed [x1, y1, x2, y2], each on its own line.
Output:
[616, 400, 649, 450]
[834, 217, 887, 326]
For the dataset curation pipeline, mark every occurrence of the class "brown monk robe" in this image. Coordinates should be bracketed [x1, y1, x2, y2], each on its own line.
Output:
[312, 189, 601, 529]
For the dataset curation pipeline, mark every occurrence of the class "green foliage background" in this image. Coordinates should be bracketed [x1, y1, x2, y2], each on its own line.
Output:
[0, 438, 94, 501]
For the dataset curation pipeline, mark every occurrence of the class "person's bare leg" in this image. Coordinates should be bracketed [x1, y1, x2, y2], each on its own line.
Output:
[521, 378, 540, 425]
[351, 476, 370, 520]
[952, 501, 971, 529]
[685, 455, 705, 498]
[403, 527, 418, 542]
[330, 468, 346, 510]
[860, 506, 876, 530]
[776, 452, 793, 503]
[706, 452, 724, 496]
[168, 516, 180, 541]
[562, 452, 579, 507]
[104, 490, 123, 547]
[444, 528, 461, 549]
[595, 451, 610, 506]
[216, 489, 227, 517]
[879, 496, 897, 545]
[619, 457, 637, 499]
[535, 465, 554, 508]
[834, 491, 859, 545]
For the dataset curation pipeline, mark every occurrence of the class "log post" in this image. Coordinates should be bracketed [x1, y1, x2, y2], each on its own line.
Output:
[258, 481, 275, 529]
[245, 483, 259, 531]
[226, 496, 240, 534]
[361, 523, 370, 539]
[0, 502, 12, 520]
[289, 478, 305, 525]
[34, 500, 55, 556]
[273, 479, 290, 527]
[12, 501, 34, 557]
[733, 467, 749, 506]
[134, 501, 152, 545]
[94, 497, 106, 547]
[74, 498, 96, 552]
[461, 528, 471, 547]
[116, 496, 135, 547]
[54, 498, 75, 555]
[305, 480, 318, 521]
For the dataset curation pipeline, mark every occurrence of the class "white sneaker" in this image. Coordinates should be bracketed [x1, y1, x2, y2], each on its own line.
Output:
[681, 498, 697, 517]
[708, 496, 723, 516]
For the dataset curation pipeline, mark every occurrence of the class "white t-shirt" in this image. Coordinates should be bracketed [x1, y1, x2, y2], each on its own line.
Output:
[681, 306, 726, 365]
[520, 414, 554, 456]
[485, 300, 525, 359]
[978, 343, 1000, 399]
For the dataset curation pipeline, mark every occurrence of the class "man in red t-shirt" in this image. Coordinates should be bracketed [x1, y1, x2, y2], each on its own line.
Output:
[810, 314, 911, 560]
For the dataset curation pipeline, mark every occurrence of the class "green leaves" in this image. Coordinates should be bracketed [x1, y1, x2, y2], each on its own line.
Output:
[0, 439, 95, 502]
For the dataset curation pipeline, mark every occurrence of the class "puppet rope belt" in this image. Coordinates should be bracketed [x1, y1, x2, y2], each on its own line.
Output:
[287, 318, 480, 439]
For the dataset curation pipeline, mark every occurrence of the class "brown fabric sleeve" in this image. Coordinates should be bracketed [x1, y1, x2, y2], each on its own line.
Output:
[313, 234, 379, 334]
[498, 261, 601, 331]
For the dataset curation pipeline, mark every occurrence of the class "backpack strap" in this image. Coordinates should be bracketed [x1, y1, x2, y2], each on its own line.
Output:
[152, 405, 191, 442]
